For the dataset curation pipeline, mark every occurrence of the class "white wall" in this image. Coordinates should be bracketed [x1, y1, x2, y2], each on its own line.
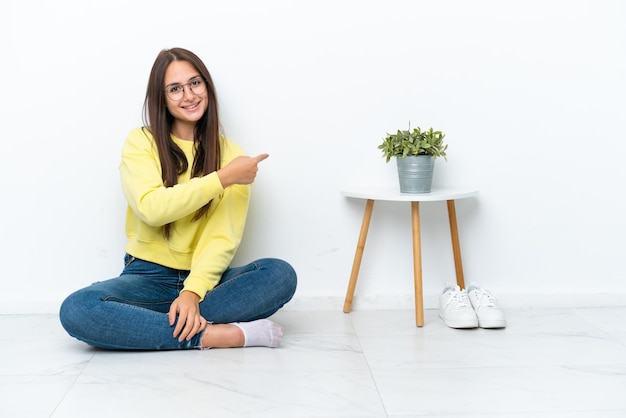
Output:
[2, 0, 625, 314]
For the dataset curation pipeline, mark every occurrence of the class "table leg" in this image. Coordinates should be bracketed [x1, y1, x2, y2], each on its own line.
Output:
[343, 199, 375, 313]
[446, 200, 466, 289]
[411, 201, 424, 327]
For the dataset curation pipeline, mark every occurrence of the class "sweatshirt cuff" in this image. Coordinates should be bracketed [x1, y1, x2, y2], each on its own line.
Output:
[182, 279, 209, 302]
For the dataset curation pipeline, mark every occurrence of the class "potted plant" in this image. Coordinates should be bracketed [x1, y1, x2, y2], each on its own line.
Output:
[378, 123, 448, 193]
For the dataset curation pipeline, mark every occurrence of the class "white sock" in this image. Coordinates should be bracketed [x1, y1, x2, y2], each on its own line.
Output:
[230, 319, 284, 348]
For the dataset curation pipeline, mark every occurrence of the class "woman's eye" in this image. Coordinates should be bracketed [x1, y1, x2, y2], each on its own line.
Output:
[169, 86, 182, 94]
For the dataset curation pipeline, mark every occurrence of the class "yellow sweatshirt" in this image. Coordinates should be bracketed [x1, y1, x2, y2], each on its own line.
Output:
[119, 127, 250, 300]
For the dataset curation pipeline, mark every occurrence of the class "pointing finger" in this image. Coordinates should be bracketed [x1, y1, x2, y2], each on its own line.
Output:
[253, 153, 269, 163]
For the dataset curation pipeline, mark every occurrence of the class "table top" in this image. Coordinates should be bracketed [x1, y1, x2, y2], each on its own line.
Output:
[340, 187, 478, 202]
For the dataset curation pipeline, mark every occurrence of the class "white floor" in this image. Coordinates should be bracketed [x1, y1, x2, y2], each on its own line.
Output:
[2, 307, 626, 418]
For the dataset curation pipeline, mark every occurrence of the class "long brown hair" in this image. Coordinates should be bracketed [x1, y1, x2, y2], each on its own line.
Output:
[142, 48, 221, 238]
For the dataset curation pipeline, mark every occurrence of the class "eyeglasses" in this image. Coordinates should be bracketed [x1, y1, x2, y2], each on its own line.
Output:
[164, 77, 207, 101]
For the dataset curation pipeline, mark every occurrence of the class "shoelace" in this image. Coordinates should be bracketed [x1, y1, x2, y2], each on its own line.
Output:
[472, 289, 497, 308]
[447, 288, 470, 307]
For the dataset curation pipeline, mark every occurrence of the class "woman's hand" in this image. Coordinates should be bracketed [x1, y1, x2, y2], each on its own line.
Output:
[217, 154, 269, 188]
[168, 290, 207, 342]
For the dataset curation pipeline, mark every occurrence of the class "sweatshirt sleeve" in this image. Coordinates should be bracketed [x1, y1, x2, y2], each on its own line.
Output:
[119, 128, 225, 227]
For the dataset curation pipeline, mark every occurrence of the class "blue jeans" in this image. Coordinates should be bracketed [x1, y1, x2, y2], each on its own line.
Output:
[59, 255, 297, 350]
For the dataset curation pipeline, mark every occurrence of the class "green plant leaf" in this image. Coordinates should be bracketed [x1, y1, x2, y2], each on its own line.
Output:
[378, 122, 448, 162]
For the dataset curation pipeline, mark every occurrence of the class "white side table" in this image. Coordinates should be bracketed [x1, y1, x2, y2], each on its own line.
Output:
[340, 187, 478, 326]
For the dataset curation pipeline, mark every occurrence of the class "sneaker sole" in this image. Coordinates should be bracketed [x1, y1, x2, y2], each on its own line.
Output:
[444, 320, 478, 329]
[478, 320, 506, 329]
[439, 312, 478, 329]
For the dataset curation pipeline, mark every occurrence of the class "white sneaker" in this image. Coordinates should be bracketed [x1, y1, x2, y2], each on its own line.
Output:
[467, 284, 506, 328]
[439, 284, 478, 328]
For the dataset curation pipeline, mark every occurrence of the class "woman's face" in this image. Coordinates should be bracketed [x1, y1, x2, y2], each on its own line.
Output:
[163, 60, 208, 127]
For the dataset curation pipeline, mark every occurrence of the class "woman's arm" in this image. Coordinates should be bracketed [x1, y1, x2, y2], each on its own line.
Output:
[119, 128, 225, 226]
